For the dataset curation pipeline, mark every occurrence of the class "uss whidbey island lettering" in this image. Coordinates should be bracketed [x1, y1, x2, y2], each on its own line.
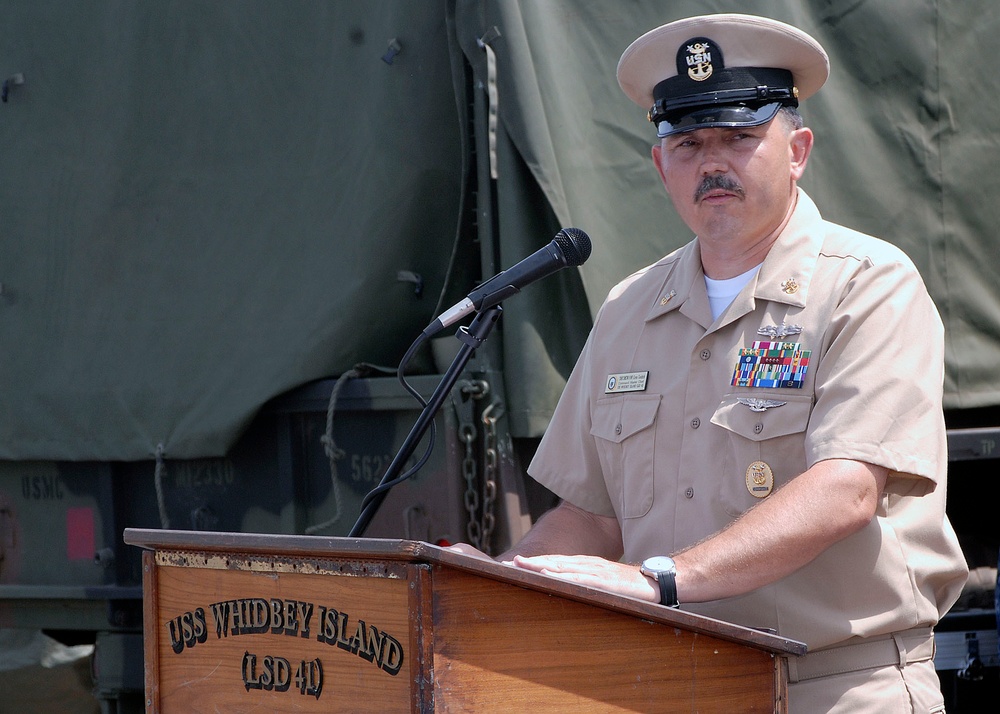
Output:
[164, 595, 405, 702]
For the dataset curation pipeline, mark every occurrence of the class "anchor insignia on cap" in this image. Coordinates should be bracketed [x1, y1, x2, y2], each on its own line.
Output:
[686, 42, 714, 81]
[737, 398, 787, 412]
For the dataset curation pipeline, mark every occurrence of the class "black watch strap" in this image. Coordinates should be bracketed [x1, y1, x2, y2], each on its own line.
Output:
[655, 570, 679, 608]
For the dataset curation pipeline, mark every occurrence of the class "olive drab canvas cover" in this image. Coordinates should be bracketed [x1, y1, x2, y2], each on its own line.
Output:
[2, 0, 998, 461]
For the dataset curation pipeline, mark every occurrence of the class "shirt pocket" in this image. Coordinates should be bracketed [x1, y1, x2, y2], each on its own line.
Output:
[591, 394, 661, 520]
[710, 393, 812, 517]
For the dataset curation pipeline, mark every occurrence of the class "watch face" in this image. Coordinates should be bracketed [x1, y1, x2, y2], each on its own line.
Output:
[642, 556, 676, 574]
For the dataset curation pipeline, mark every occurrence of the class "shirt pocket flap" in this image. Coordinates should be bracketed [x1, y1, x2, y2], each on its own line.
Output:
[591, 395, 661, 444]
[710, 394, 812, 442]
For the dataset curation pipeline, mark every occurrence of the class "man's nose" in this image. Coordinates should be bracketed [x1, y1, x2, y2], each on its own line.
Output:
[699, 144, 728, 174]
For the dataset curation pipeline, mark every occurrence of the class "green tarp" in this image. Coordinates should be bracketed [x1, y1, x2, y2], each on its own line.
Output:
[2, 1, 464, 459]
[3, 0, 999, 461]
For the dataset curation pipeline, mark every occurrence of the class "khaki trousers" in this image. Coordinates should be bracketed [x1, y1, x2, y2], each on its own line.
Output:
[788, 628, 945, 713]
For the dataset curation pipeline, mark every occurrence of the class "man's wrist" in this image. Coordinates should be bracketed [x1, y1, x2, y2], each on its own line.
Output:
[640, 556, 679, 607]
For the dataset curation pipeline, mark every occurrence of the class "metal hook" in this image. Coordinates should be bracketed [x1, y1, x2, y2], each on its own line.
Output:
[396, 270, 423, 297]
[2, 73, 24, 103]
[382, 39, 402, 65]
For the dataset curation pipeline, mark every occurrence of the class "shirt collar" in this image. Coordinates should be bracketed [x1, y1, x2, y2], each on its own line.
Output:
[754, 188, 822, 309]
[645, 188, 823, 324]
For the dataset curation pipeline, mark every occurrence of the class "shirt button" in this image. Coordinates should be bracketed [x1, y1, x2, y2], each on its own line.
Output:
[615, 423, 622, 435]
[690, 417, 701, 429]
[754, 422, 764, 434]
[700, 349, 711, 360]
[685, 487, 695, 499]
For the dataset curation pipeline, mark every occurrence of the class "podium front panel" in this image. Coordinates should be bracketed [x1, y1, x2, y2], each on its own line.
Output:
[144, 549, 428, 712]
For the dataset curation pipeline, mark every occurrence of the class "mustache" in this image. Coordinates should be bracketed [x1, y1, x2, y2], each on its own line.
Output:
[694, 174, 745, 203]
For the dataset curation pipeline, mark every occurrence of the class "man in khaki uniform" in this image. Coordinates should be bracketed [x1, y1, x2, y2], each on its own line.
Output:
[486, 13, 969, 713]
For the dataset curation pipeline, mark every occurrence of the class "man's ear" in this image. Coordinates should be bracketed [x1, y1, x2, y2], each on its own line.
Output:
[789, 127, 813, 181]
[651, 143, 670, 194]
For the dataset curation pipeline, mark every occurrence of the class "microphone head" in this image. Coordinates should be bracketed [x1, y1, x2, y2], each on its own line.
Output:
[554, 227, 593, 266]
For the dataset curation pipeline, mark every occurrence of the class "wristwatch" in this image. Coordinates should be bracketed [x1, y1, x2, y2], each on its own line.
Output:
[640, 555, 679, 607]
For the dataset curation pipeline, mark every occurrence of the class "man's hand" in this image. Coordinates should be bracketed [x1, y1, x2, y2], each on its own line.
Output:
[509, 554, 659, 603]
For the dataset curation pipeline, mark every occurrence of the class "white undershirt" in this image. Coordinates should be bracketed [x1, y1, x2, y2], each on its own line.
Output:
[704, 264, 762, 321]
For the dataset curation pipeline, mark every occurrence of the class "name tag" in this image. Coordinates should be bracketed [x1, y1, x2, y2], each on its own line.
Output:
[605, 371, 648, 394]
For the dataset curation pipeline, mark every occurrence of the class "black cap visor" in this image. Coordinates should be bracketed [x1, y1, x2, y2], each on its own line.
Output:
[656, 101, 785, 138]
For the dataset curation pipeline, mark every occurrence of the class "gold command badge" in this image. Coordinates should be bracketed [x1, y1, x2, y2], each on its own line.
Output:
[745, 460, 774, 498]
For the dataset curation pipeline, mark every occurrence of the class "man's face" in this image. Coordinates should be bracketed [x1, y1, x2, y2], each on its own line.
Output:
[652, 116, 812, 248]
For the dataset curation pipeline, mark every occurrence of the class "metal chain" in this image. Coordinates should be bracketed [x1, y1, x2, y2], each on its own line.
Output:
[460, 422, 481, 549]
[479, 401, 504, 553]
[455, 379, 490, 550]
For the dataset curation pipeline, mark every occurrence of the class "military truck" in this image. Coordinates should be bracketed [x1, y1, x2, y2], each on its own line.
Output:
[1, 2, 996, 711]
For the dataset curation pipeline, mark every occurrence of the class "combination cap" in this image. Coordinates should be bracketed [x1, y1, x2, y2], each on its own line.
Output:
[617, 13, 829, 137]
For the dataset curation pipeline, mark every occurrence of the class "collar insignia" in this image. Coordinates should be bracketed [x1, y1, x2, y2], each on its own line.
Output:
[757, 322, 803, 339]
[737, 397, 787, 412]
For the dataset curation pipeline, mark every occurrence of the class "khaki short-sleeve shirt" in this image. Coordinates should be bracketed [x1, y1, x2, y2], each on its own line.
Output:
[529, 190, 968, 649]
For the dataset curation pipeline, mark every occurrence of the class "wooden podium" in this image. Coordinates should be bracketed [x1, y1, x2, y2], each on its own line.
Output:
[124, 529, 805, 713]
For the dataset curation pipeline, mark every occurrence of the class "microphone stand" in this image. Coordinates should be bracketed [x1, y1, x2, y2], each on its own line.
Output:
[348, 305, 503, 538]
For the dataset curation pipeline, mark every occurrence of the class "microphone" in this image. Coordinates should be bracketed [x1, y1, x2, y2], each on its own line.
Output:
[427, 228, 592, 335]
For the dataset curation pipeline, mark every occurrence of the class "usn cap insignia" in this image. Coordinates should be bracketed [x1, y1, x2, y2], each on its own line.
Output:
[680, 37, 721, 82]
